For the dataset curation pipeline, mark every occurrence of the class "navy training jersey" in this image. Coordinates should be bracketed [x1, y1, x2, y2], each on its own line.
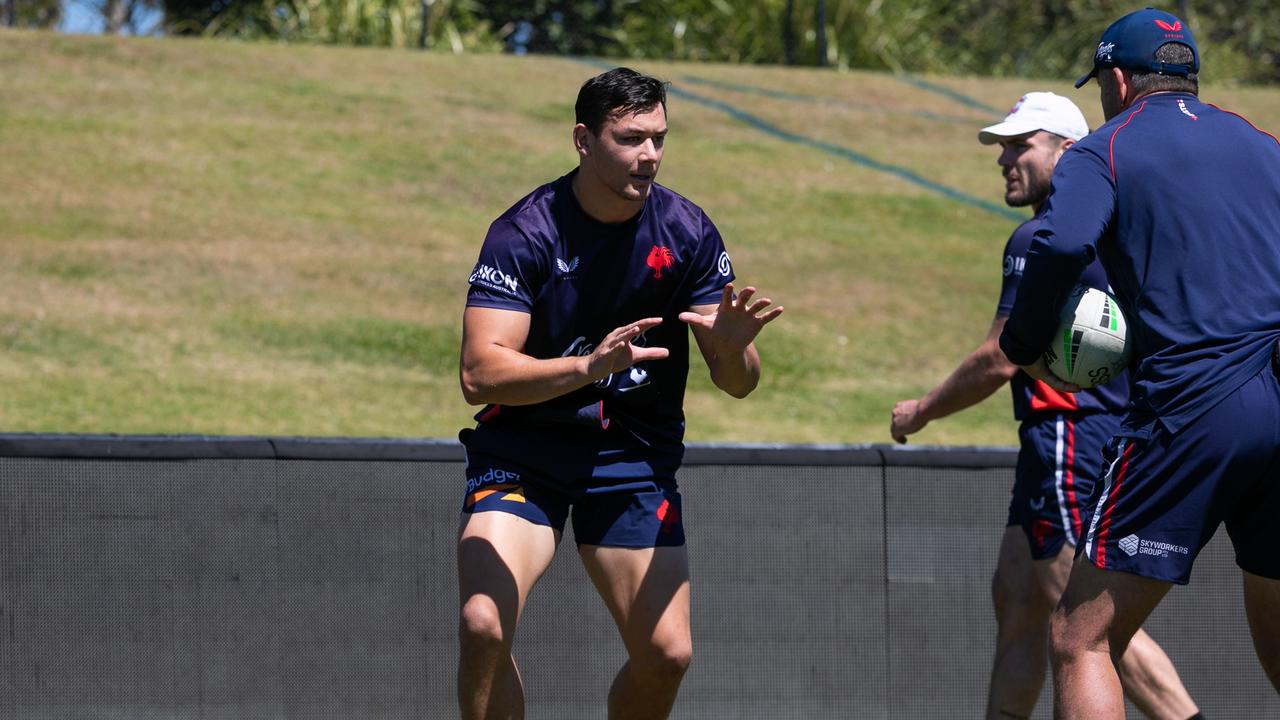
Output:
[465, 170, 735, 452]
[1001, 93, 1280, 433]
[997, 212, 1127, 421]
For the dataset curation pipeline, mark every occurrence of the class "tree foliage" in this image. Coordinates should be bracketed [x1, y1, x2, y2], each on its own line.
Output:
[152, 0, 1280, 85]
[163, 0, 498, 50]
[4, 0, 60, 28]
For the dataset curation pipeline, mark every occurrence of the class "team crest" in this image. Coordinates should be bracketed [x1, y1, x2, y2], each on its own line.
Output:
[646, 246, 675, 279]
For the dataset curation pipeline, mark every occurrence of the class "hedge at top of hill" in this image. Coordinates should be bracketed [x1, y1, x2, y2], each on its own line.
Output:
[148, 0, 1280, 86]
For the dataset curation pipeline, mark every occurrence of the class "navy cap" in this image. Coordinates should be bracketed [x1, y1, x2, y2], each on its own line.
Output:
[1075, 7, 1199, 88]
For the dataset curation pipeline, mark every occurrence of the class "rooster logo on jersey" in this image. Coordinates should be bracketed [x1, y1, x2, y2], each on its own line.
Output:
[646, 246, 675, 279]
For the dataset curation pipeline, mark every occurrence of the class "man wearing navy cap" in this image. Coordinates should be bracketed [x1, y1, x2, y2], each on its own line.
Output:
[893, 90, 1199, 719]
[1000, 6, 1280, 718]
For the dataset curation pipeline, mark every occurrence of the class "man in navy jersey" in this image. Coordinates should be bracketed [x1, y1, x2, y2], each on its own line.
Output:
[455, 67, 783, 720]
[1001, 7, 1280, 718]
[891, 92, 1198, 719]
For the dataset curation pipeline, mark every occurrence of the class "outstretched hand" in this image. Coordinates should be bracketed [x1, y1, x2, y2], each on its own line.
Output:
[1018, 356, 1081, 393]
[677, 284, 784, 354]
[585, 317, 670, 382]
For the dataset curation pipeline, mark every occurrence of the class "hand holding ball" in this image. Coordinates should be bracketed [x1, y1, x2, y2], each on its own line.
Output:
[1043, 286, 1130, 389]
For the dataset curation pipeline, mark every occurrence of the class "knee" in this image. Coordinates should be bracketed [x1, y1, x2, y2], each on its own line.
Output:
[1048, 606, 1092, 668]
[458, 594, 510, 651]
[632, 639, 693, 684]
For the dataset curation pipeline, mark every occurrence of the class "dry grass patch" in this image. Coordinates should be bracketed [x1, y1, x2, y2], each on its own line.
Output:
[5, 31, 1278, 444]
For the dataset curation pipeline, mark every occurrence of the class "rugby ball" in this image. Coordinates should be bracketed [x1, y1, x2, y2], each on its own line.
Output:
[1043, 285, 1130, 389]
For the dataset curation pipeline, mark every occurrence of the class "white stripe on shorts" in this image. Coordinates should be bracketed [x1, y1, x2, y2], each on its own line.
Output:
[1052, 415, 1077, 546]
[1084, 438, 1127, 559]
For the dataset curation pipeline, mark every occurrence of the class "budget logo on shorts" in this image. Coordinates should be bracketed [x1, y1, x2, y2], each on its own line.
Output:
[466, 467, 521, 494]
[1119, 534, 1141, 557]
[465, 468, 525, 508]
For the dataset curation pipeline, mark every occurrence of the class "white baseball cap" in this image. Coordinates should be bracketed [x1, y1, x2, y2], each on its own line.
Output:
[978, 92, 1089, 145]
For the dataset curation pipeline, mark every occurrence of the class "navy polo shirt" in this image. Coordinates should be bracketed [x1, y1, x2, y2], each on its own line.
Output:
[1001, 93, 1280, 433]
[465, 170, 735, 453]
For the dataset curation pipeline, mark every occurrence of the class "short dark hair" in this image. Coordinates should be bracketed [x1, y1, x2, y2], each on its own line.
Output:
[575, 67, 668, 135]
[1129, 43, 1199, 96]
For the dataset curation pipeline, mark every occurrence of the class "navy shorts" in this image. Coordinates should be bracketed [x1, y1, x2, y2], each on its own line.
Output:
[458, 427, 686, 548]
[1009, 412, 1119, 560]
[1081, 363, 1280, 584]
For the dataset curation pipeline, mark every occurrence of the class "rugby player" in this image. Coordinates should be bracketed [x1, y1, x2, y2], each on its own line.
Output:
[455, 67, 783, 720]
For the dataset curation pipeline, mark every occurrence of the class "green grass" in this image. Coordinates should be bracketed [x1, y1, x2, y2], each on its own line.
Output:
[3, 30, 1279, 445]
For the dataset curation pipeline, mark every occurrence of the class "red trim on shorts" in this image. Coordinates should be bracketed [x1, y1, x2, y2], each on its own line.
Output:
[1109, 101, 1147, 181]
[477, 405, 502, 422]
[1095, 442, 1135, 567]
[1065, 419, 1083, 539]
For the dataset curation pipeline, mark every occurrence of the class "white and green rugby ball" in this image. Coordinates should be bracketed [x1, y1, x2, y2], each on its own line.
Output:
[1043, 285, 1130, 389]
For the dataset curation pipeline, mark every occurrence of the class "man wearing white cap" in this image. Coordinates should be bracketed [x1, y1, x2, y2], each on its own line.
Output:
[891, 92, 1200, 719]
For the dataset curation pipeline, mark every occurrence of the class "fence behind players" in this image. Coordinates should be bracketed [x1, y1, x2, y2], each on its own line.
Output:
[1, 435, 1273, 718]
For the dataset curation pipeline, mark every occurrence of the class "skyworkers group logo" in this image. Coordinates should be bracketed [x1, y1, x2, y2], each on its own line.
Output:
[1118, 533, 1189, 558]
[1119, 534, 1141, 556]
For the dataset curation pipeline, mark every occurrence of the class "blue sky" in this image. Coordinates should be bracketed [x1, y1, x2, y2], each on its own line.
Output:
[59, 0, 164, 34]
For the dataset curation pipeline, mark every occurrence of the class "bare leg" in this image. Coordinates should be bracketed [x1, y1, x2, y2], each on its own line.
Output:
[457, 512, 560, 720]
[1243, 570, 1280, 691]
[986, 526, 1057, 719]
[579, 544, 692, 720]
[1050, 558, 1172, 720]
[1114, 628, 1199, 719]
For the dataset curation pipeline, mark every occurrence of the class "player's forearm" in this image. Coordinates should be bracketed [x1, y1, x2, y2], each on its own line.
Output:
[707, 345, 761, 399]
[460, 348, 595, 406]
[917, 346, 1015, 422]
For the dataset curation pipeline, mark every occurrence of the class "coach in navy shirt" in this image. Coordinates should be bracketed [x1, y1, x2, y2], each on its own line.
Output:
[1000, 8, 1280, 717]
[892, 91, 1198, 719]
[455, 68, 783, 720]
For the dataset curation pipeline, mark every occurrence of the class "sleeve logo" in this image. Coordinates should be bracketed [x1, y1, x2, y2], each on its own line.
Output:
[469, 263, 520, 295]
[717, 251, 732, 277]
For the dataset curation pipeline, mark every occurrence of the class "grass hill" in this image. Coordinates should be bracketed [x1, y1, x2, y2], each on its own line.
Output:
[4, 30, 1280, 445]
